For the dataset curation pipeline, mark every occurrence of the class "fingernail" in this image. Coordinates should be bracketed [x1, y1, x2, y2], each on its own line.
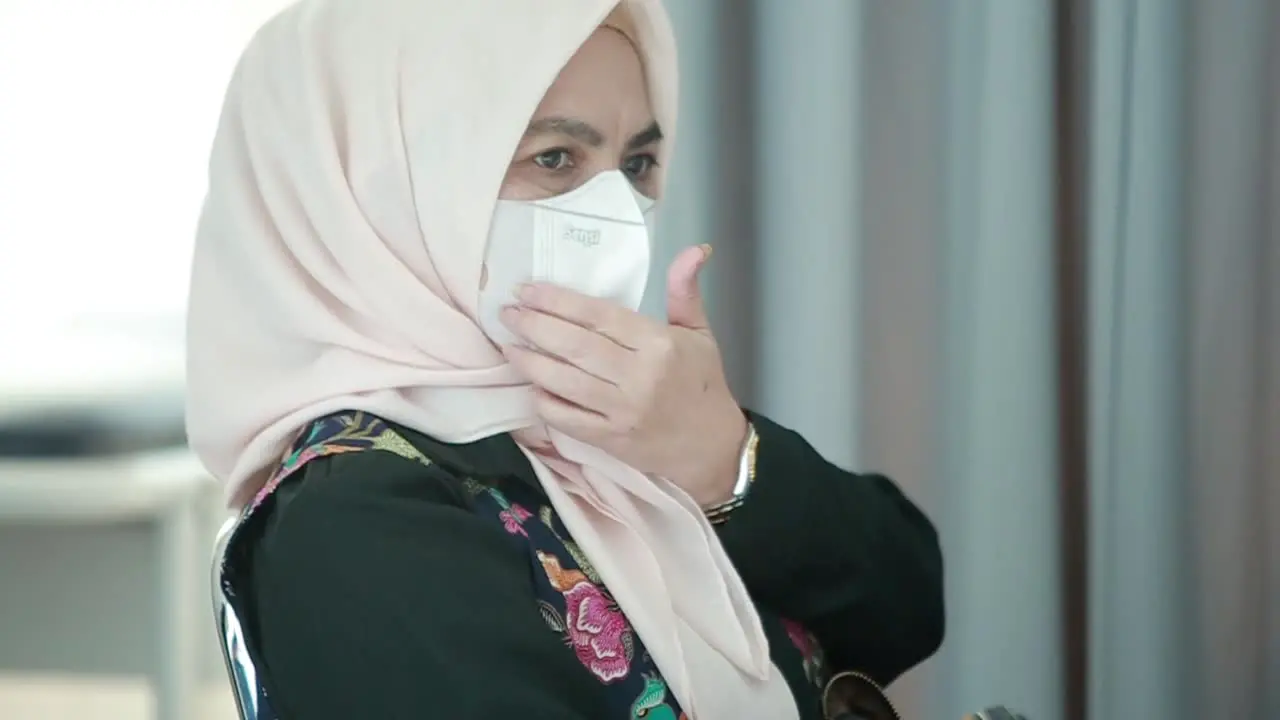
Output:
[699, 244, 713, 261]
[516, 283, 535, 302]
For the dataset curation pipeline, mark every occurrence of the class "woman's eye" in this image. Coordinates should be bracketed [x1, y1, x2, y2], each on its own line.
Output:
[533, 149, 572, 171]
[623, 153, 658, 179]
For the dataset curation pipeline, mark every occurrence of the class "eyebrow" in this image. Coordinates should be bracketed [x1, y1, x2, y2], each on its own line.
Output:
[524, 117, 663, 151]
[626, 121, 663, 151]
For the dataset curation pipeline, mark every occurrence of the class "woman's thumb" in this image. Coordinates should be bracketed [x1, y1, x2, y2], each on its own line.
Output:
[665, 244, 712, 331]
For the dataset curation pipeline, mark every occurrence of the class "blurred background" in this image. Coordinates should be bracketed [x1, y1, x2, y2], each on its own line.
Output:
[0, 0, 1275, 718]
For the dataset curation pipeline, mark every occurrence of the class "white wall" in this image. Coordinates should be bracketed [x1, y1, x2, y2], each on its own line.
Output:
[0, 0, 244, 326]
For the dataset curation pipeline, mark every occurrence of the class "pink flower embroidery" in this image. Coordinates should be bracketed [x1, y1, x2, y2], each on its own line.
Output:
[781, 618, 826, 686]
[498, 504, 533, 536]
[781, 618, 814, 657]
[538, 551, 633, 683]
[561, 579, 632, 682]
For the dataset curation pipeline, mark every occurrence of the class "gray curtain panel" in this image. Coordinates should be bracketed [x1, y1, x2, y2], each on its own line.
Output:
[656, 0, 1279, 718]
[1182, 0, 1279, 717]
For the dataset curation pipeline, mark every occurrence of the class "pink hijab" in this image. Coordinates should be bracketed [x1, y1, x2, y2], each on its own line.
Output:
[186, 0, 797, 716]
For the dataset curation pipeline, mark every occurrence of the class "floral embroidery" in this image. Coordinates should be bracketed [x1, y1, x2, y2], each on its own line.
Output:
[782, 618, 828, 687]
[629, 673, 687, 720]
[498, 503, 534, 535]
[487, 488, 533, 536]
[536, 550, 634, 683]
[538, 506, 604, 583]
[461, 478, 534, 536]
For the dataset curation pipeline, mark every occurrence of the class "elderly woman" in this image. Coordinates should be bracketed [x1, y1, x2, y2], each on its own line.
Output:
[190, 0, 943, 718]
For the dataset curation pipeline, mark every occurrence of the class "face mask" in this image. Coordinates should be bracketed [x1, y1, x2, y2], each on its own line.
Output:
[478, 170, 656, 346]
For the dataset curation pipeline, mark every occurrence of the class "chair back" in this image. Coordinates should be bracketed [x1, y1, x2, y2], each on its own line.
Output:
[212, 517, 278, 720]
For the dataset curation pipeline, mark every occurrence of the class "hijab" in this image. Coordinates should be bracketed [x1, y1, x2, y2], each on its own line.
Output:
[186, 1, 798, 716]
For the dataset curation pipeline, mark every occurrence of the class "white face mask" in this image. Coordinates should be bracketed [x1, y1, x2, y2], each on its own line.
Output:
[478, 170, 656, 346]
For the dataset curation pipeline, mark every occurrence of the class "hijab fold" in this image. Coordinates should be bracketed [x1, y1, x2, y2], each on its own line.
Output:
[187, 1, 798, 716]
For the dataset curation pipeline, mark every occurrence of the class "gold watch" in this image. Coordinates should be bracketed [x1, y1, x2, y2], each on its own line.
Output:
[705, 422, 759, 526]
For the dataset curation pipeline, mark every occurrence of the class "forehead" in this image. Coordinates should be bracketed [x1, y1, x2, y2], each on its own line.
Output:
[530, 26, 653, 128]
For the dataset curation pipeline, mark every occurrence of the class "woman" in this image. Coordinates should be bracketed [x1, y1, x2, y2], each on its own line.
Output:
[190, 0, 943, 718]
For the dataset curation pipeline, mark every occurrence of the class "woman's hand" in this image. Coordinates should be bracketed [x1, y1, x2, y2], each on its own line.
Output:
[500, 245, 746, 507]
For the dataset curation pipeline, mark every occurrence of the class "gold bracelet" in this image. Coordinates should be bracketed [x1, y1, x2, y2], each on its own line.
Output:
[705, 422, 759, 525]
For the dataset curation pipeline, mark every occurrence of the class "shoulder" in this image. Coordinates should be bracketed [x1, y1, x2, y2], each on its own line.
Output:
[273, 410, 471, 508]
[247, 412, 533, 595]
[236, 410, 491, 576]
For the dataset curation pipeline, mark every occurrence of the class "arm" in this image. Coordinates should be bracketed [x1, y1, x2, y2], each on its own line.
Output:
[715, 411, 945, 686]
[244, 452, 607, 719]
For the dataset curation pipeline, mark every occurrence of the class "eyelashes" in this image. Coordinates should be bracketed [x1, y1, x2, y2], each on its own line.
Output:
[533, 148, 573, 171]
[622, 153, 659, 178]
